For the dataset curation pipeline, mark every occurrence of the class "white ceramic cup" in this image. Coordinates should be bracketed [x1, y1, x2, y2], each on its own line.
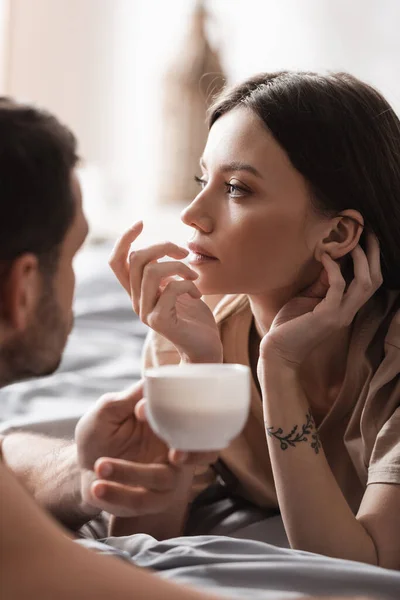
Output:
[144, 363, 251, 451]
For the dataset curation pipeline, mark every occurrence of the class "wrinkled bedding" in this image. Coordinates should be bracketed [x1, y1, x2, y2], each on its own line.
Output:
[79, 533, 400, 599]
[1, 243, 399, 599]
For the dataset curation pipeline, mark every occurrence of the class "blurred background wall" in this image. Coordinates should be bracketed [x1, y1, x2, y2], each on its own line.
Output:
[0, 0, 399, 239]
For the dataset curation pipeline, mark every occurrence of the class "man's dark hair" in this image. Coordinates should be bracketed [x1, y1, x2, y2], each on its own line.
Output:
[209, 71, 400, 289]
[0, 98, 78, 278]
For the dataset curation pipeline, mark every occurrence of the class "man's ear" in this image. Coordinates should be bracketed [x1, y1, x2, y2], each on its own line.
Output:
[315, 210, 364, 261]
[2, 254, 41, 331]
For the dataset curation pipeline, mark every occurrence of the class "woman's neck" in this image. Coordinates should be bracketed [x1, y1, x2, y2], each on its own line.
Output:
[248, 289, 293, 337]
[248, 294, 352, 412]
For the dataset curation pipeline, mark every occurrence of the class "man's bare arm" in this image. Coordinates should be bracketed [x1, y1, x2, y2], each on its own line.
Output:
[1, 432, 98, 529]
[0, 449, 376, 600]
[0, 461, 221, 600]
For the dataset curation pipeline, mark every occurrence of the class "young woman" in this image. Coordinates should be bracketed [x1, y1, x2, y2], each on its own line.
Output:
[110, 71, 400, 568]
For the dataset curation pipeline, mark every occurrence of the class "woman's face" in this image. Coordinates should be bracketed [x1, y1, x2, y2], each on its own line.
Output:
[181, 107, 329, 299]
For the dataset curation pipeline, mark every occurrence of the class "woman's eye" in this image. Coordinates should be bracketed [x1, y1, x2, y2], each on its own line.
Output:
[194, 175, 249, 198]
[194, 175, 207, 189]
[225, 182, 246, 198]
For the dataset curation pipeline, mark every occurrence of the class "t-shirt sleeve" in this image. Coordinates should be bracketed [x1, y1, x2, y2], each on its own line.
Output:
[367, 304, 400, 486]
[366, 304, 400, 488]
[368, 403, 400, 485]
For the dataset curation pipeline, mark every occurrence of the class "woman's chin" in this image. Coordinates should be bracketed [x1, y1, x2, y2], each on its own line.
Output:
[196, 277, 237, 297]
[196, 278, 224, 297]
[195, 271, 248, 297]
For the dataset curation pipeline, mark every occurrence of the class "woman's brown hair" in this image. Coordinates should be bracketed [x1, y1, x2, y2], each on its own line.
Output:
[209, 72, 400, 289]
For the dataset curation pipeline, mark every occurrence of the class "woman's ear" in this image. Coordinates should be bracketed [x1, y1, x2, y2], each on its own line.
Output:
[315, 210, 364, 261]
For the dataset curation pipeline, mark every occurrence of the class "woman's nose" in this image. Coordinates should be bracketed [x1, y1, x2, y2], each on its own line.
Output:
[180, 195, 213, 234]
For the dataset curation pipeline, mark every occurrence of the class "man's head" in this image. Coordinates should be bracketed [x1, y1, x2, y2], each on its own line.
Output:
[0, 98, 88, 386]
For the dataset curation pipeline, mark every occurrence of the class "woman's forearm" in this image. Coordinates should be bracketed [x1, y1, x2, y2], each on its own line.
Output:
[261, 358, 377, 564]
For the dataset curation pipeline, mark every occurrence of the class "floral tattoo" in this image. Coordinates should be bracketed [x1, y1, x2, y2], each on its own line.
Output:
[266, 411, 321, 454]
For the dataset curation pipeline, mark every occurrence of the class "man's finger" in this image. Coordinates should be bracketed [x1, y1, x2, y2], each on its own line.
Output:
[134, 398, 147, 421]
[94, 458, 177, 492]
[96, 380, 144, 419]
[117, 379, 145, 401]
[169, 449, 219, 466]
[90, 480, 168, 517]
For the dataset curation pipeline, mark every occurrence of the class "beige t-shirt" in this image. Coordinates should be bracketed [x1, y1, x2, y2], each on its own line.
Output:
[143, 290, 400, 514]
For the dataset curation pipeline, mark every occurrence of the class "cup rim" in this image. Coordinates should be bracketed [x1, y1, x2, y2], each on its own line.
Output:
[145, 363, 250, 379]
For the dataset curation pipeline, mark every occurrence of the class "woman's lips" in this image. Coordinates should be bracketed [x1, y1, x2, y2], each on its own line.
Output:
[188, 252, 218, 265]
[187, 242, 218, 264]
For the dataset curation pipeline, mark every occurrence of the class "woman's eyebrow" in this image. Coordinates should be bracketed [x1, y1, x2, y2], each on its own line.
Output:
[199, 157, 263, 179]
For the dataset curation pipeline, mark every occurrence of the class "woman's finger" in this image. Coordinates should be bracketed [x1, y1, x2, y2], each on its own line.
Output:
[365, 231, 383, 288]
[109, 221, 144, 293]
[129, 243, 189, 314]
[342, 245, 374, 319]
[148, 280, 202, 330]
[319, 254, 346, 310]
[350, 244, 371, 289]
[301, 266, 330, 300]
[94, 458, 177, 492]
[140, 261, 198, 321]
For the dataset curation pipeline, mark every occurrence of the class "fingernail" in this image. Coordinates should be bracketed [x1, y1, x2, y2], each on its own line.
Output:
[99, 462, 113, 477]
[94, 483, 106, 498]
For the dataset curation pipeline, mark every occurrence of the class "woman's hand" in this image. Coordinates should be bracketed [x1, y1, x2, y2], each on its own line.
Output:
[109, 222, 223, 364]
[260, 233, 383, 369]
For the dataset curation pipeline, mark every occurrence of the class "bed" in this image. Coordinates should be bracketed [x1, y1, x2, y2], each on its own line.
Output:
[1, 241, 399, 599]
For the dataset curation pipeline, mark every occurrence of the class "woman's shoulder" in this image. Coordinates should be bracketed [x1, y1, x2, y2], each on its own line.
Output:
[348, 291, 400, 485]
[383, 291, 400, 350]
[142, 329, 181, 369]
[356, 289, 400, 425]
[355, 288, 400, 353]
[213, 294, 250, 324]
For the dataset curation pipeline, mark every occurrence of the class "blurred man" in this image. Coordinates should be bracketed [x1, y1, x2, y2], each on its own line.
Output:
[0, 98, 219, 599]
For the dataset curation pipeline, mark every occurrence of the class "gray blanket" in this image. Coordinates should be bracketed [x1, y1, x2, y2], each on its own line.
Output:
[79, 532, 400, 599]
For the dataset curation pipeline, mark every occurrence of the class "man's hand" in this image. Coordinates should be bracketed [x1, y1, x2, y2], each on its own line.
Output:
[75, 380, 218, 518]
